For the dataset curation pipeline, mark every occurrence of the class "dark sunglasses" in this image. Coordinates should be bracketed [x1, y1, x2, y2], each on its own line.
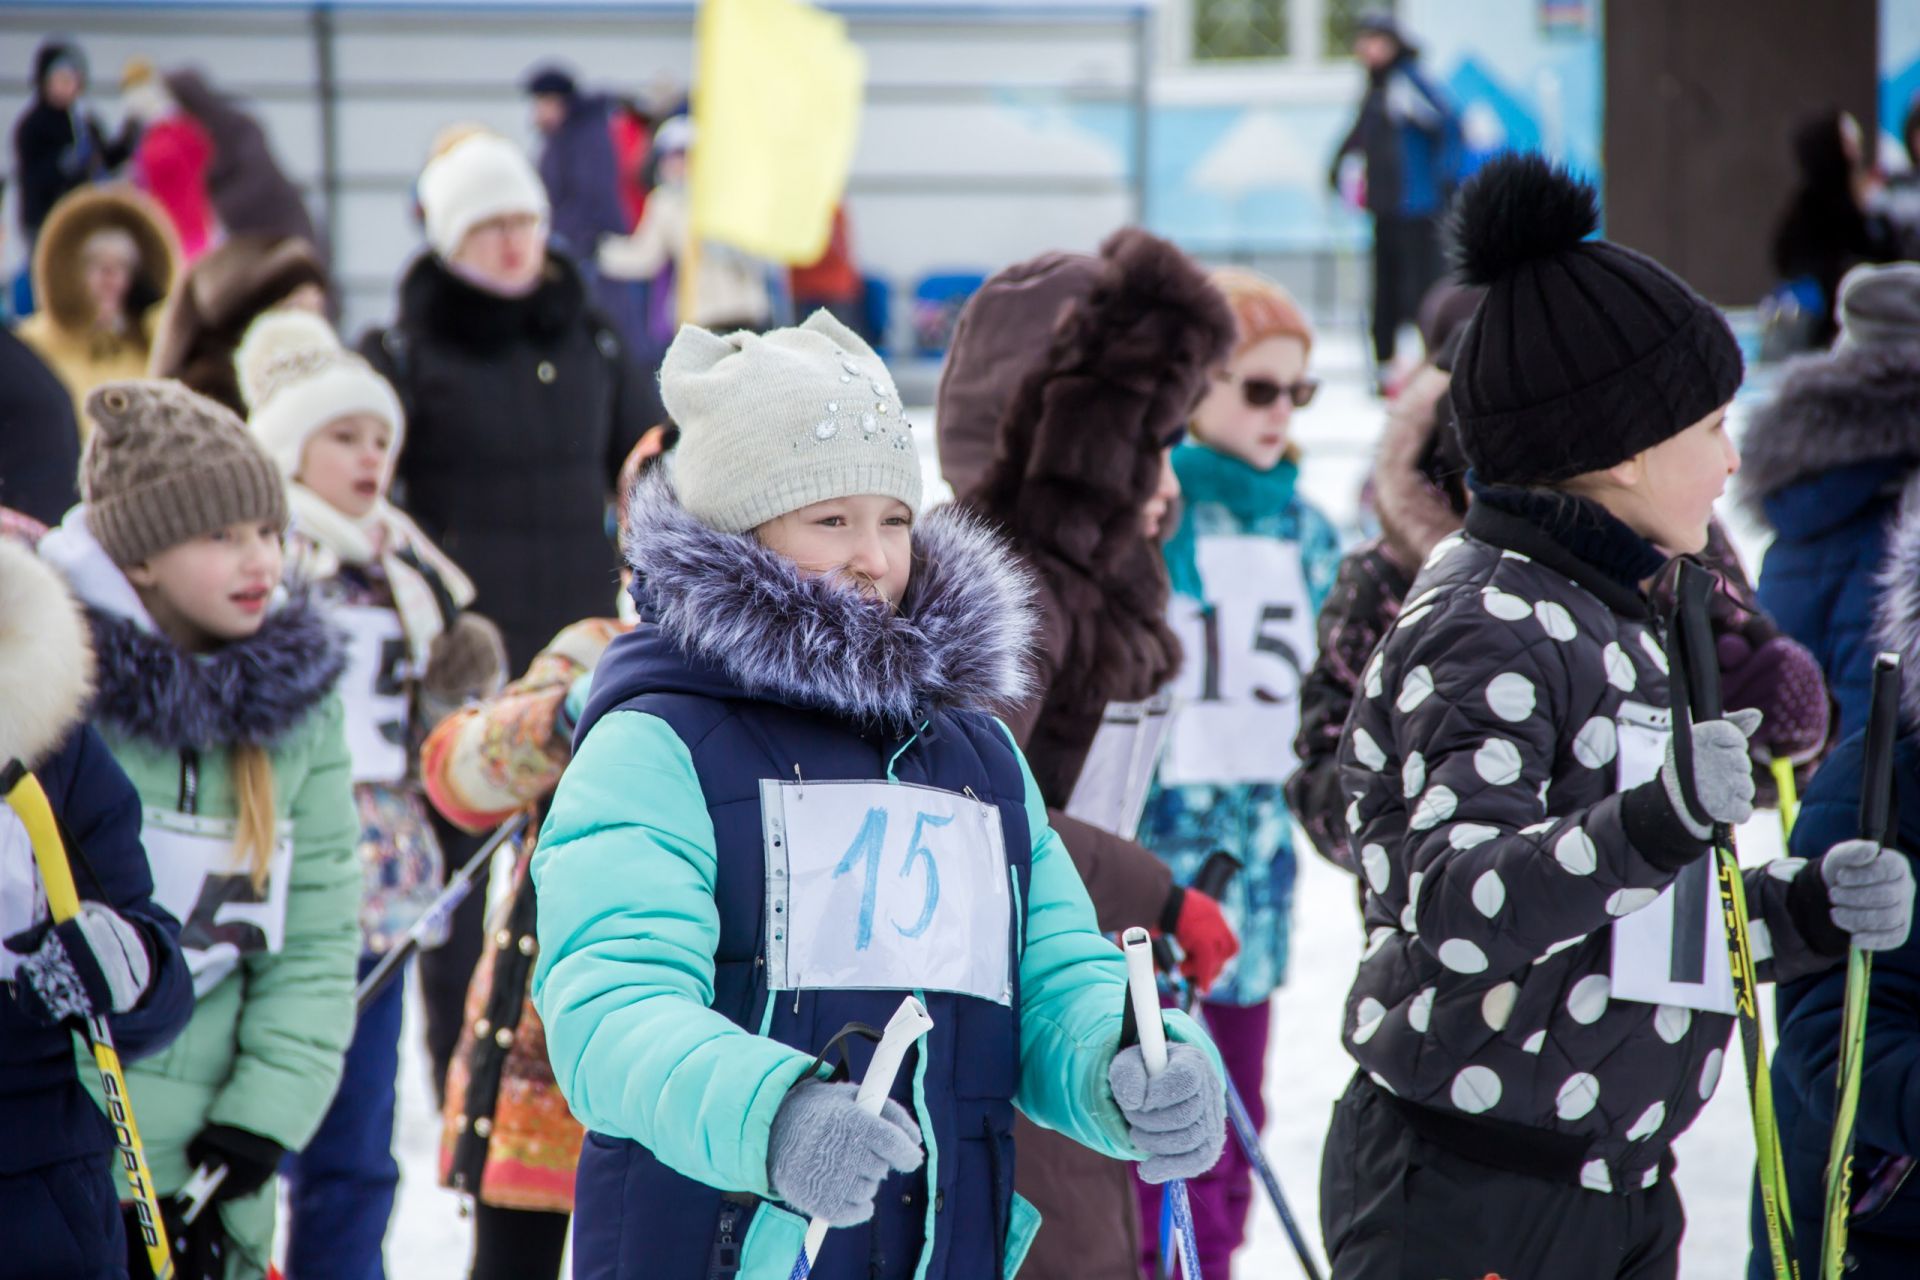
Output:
[1226, 373, 1319, 409]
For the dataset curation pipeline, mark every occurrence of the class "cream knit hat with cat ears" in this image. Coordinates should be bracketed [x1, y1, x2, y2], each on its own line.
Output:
[661, 310, 923, 534]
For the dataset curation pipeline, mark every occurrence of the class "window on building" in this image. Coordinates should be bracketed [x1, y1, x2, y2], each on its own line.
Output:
[1192, 0, 1291, 61]
[1185, 0, 1398, 64]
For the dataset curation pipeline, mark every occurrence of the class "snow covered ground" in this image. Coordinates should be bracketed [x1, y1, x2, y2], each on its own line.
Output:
[369, 330, 1795, 1277]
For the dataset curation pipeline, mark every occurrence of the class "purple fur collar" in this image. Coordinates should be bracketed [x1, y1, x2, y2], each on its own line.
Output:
[86, 597, 347, 750]
[622, 471, 1037, 725]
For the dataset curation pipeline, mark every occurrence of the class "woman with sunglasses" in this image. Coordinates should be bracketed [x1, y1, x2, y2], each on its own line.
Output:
[1134, 266, 1342, 1278]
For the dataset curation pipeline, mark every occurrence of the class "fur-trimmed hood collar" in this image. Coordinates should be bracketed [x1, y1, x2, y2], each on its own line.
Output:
[0, 537, 93, 766]
[1373, 364, 1465, 567]
[1738, 340, 1920, 519]
[38, 507, 345, 750]
[579, 473, 1037, 738]
[1872, 479, 1920, 729]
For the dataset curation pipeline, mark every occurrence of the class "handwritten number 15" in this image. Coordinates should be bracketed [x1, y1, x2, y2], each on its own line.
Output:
[832, 807, 948, 951]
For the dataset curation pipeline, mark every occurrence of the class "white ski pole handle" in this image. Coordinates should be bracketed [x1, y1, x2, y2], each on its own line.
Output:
[798, 996, 936, 1267]
[178, 1160, 228, 1226]
[1123, 926, 1170, 1076]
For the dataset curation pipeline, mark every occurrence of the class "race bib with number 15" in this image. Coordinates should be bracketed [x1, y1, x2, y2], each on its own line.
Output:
[760, 779, 1013, 1006]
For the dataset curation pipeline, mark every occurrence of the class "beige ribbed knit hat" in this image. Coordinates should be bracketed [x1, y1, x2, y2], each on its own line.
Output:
[82, 379, 289, 567]
[661, 310, 923, 534]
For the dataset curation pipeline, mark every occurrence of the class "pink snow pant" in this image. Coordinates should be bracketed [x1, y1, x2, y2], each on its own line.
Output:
[1135, 998, 1272, 1279]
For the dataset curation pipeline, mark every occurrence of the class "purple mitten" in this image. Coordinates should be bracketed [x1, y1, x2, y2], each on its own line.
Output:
[1719, 633, 1831, 763]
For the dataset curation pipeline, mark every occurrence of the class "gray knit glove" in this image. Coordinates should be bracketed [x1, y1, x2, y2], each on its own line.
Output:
[1819, 840, 1916, 952]
[766, 1079, 923, 1226]
[1108, 1042, 1227, 1184]
[1660, 708, 1763, 840]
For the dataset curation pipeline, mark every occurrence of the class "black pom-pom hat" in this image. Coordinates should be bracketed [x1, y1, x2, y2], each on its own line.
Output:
[1446, 152, 1744, 487]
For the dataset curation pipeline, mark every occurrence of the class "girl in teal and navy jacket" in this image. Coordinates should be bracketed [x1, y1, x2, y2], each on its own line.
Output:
[531, 312, 1227, 1280]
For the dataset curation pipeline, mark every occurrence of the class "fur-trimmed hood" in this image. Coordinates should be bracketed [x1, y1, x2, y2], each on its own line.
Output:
[0, 537, 93, 766]
[580, 472, 1037, 736]
[946, 228, 1234, 713]
[1738, 340, 1920, 519]
[30, 184, 178, 336]
[37, 506, 345, 750]
[1372, 363, 1466, 567]
[1872, 479, 1920, 730]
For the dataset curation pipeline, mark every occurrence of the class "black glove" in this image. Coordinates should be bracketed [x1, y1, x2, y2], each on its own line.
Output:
[185, 1125, 286, 1202]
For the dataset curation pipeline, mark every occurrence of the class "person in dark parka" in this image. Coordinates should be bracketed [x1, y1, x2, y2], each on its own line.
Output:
[1770, 110, 1900, 349]
[1744, 262, 1920, 742]
[1759, 498, 1920, 1278]
[11, 39, 137, 246]
[0, 534, 193, 1280]
[1323, 154, 1905, 1280]
[0, 329, 81, 525]
[523, 66, 627, 266]
[1328, 13, 1459, 373]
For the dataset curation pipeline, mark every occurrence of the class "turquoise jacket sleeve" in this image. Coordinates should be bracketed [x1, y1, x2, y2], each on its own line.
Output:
[531, 710, 818, 1197]
[998, 721, 1222, 1158]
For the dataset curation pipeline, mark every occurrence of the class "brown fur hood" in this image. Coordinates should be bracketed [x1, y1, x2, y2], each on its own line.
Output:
[29, 185, 178, 336]
[952, 227, 1235, 706]
[147, 233, 329, 413]
[1373, 363, 1467, 568]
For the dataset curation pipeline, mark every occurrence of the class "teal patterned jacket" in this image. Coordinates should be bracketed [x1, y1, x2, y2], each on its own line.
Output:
[1141, 451, 1341, 1005]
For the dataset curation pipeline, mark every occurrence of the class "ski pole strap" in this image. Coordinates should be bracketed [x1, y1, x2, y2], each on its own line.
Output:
[1773, 758, 1801, 839]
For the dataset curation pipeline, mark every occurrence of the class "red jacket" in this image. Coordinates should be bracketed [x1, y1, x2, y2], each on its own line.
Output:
[134, 115, 214, 262]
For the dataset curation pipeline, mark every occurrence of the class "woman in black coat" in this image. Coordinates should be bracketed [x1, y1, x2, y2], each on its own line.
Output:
[360, 130, 651, 673]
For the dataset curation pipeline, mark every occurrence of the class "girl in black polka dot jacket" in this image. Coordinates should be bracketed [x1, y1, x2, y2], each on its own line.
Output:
[1320, 155, 1917, 1280]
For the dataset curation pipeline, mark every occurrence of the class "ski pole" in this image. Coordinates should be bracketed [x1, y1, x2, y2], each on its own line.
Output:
[177, 808, 532, 1228]
[354, 810, 531, 1012]
[3, 761, 174, 1280]
[1822, 653, 1901, 1279]
[1150, 867, 1324, 1280]
[789, 996, 934, 1280]
[1124, 925, 1204, 1279]
[1672, 560, 1801, 1280]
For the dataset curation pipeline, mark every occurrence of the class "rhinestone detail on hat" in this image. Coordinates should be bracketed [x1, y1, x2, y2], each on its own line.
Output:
[812, 348, 913, 449]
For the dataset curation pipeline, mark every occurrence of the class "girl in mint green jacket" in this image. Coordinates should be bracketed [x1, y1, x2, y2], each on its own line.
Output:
[39, 380, 360, 1279]
[531, 312, 1227, 1280]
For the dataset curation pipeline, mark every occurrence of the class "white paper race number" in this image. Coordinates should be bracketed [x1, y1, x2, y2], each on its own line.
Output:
[1609, 699, 1736, 1014]
[336, 605, 412, 785]
[761, 779, 1012, 1006]
[144, 809, 295, 997]
[1159, 535, 1318, 786]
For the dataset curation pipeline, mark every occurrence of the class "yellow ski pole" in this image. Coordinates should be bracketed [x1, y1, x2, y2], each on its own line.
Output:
[1773, 757, 1800, 839]
[3, 761, 174, 1280]
[1822, 654, 1902, 1279]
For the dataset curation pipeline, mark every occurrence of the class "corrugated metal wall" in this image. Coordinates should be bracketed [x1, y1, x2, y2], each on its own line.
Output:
[0, 2, 1150, 339]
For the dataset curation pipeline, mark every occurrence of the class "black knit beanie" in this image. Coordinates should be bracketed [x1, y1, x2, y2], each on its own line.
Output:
[1446, 154, 1744, 487]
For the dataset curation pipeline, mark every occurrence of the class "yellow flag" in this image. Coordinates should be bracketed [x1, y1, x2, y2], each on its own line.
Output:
[690, 0, 866, 265]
